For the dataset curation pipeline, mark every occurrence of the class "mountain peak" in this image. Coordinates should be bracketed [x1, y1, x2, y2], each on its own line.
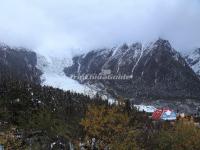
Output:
[0, 42, 9, 50]
[194, 48, 200, 54]
[130, 42, 142, 50]
[119, 43, 129, 50]
[153, 38, 171, 49]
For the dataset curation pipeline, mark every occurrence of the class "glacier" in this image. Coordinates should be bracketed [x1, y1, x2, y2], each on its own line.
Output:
[36, 54, 95, 95]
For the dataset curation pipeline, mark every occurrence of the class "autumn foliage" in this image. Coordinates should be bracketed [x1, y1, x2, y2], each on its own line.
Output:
[80, 102, 139, 149]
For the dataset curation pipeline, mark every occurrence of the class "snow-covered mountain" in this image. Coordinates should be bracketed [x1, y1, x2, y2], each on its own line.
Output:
[2, 40, 200, 102]
[64, 39, 200, 100]
[185, 48, 200, 76]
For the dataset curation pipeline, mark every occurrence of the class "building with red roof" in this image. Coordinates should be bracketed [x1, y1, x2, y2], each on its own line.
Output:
[152, 108, 177, 121]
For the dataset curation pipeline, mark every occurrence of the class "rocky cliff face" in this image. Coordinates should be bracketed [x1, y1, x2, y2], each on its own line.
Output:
[64, 39, 200, 100]
[0, 43, 42, 84]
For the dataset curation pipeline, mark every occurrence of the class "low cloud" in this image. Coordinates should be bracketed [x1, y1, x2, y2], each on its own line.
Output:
[0, 0, 200, 57]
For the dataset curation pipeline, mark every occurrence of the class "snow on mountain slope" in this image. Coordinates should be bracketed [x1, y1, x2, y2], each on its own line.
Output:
[36, 54, 95, 94]
[185, 48, 200, 75]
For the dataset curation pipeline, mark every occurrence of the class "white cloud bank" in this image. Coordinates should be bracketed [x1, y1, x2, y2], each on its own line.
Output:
[0, 0, 200, 57]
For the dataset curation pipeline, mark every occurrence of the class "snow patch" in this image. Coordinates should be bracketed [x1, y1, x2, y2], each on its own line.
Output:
[134, 105, 157, 113]
[132, 47, 144, 73]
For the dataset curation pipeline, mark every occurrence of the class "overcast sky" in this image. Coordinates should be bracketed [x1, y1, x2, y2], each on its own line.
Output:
[0, 0, 200, 57]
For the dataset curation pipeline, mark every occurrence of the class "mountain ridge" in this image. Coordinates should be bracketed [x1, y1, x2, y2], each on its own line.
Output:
[64, 39, 200, 100]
